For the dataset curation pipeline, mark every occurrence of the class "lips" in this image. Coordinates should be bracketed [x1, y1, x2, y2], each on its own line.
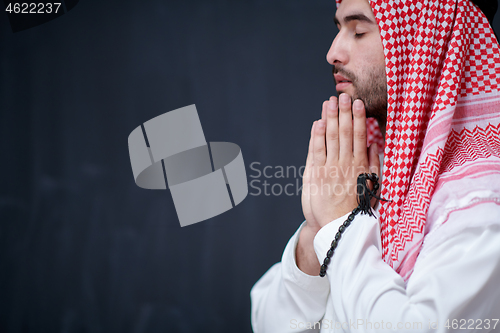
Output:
[334, 73, 353, 91]
[334, 74, 352, 85]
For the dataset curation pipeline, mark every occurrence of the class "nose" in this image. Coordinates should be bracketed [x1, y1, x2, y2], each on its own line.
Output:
[326, 32, 348, 66]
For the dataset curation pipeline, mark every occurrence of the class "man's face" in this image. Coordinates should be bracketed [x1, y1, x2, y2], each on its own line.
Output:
[328, 0, 387, 120]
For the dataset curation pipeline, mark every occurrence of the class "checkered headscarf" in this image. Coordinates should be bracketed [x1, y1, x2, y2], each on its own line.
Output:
[337, 0, 500, 280]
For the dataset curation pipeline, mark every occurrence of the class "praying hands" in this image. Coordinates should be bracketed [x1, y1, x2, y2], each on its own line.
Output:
[302, 93, 380, 230]
[297, 94, 380, 275]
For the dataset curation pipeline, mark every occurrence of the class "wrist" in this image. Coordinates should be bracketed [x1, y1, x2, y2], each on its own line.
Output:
[303, 220, 321, 234]
[296, 223, 321, 275]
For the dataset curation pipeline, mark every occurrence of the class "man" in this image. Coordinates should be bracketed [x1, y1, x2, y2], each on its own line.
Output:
[251, 0, 500, 332]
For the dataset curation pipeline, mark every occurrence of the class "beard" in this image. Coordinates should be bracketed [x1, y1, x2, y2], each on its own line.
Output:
[333, 65, 387, 120]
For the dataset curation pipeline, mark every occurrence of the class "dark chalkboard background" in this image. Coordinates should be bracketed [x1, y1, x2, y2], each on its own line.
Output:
[1, 1, 499, 332]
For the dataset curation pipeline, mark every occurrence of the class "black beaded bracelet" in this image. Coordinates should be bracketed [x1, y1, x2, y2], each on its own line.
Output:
[319, 173, 384, 277]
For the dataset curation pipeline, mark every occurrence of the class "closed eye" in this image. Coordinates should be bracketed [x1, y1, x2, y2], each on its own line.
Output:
[355, 33, 365, 38]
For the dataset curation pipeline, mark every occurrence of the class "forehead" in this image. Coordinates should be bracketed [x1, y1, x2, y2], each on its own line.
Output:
[336, 0, 374, 20]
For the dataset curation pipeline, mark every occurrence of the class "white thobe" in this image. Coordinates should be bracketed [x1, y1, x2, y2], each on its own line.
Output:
[250, 200, 500, 333]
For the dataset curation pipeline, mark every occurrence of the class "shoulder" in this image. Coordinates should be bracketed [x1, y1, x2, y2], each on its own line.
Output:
[419, 201, 500, 263]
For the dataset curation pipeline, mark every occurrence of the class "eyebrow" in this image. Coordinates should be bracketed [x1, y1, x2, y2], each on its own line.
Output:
[333, 13, 376, 27]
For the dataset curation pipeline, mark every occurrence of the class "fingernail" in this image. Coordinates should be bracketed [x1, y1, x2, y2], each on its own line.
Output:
[317, 120, 325, 128]
[340, 93, 350, 104]
[353, 99, 363, 110]
[329, 99, 335, 110]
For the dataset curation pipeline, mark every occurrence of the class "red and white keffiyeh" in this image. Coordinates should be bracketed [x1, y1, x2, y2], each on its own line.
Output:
[337, 0, 500, 280]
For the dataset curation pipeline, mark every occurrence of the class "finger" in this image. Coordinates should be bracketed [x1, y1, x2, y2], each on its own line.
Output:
[307, 121, 315, 165]
[326, 96, 339, 163]
[305, 121, 316, 173]
[368, 143, 380, 180]
[352, 99, 368, 163]
[338, 93, 353, 162]
[321, 100, 328, 121]
[368, 143, 381, 207]
[303, 122, 316, 195]
[313, 119, 327, 167]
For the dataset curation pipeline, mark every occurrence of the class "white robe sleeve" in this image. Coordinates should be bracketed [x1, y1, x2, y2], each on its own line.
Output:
[250, 221, 330, 333]
[312, 201, 500, 333]
[251, 202, 500, 333]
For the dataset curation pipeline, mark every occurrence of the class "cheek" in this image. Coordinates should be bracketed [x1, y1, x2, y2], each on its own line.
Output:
[372, 36, 386, 67]
[362, 39, 385, 75]
[354, 60, 385, 92]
